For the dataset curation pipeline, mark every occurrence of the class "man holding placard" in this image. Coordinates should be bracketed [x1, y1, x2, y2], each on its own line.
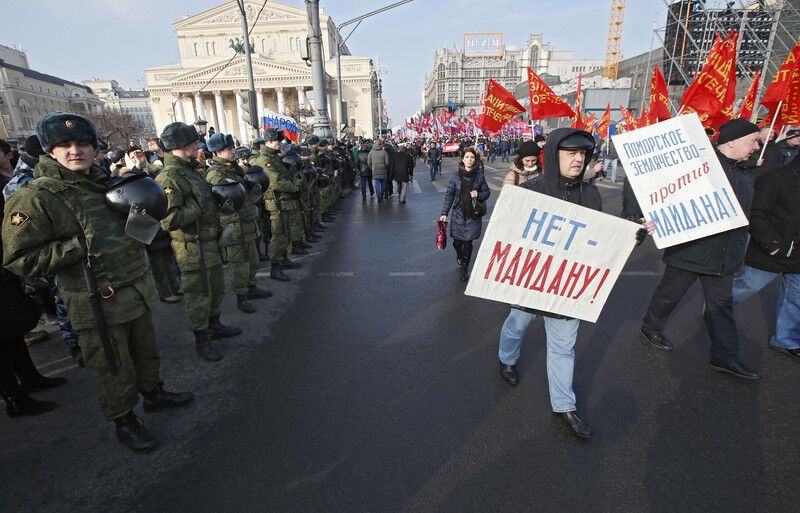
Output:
[618, 117, 763, 380]
[470, 128, 652, 439]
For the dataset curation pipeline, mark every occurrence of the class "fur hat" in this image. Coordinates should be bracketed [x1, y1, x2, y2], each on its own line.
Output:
[207, 133, 235, 153]
[35, 112, 97, 152]
[264, 127, 285, 142]
[160, 122, 199, 151]
[305, 135, 320, 146]
[517, 140, 540, 159]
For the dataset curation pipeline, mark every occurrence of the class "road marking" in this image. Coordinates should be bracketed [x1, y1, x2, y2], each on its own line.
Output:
[37, 356, 73, 368]
[44, 364, 78, 376]
[316, 272, 354, 277]
[410, 181, 422, 194]
[255, 271, 272, 277]
[388, 272, 426, 277]
[621, 271, 660, 276]
[431, 180, 447, 193]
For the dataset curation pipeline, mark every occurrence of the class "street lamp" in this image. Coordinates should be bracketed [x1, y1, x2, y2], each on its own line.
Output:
[195, 118, 208, 138]
[334, 0, 414, 138]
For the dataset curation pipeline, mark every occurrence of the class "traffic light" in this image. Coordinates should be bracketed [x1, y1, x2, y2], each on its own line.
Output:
[238, 90, 260, 131]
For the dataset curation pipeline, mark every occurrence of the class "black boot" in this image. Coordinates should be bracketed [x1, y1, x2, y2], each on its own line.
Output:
[19, 373, 67, 393]
[258, 251, 268, 262]
[281, 257, 302, 270]
[460, 244, 473, 281]
[237, 295, 256, 314]
[141, 382, 194, 412]
[194, 330, 223, 361]
[307, 233, 320, 242]
[299, 240, 313, 249]
[291, 242, 309, 255]
[70, 346, 86, 368]
[114, 411, 159, 453]
[247, 285, 273, 299]
[1, 389, 57, 418]
[270, 263, 291, 282]
[207, 316, 242, 339]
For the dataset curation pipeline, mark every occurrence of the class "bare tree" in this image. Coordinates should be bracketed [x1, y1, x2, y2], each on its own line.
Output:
[284, 106, 315, 140]
[87, 109, 146, 148]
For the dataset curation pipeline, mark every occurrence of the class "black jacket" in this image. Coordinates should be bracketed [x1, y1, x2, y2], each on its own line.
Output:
[777, 139, 800, 167]
[662, 150, 752, 276]
[520, 127, 602, 212]
[745, 162, 800, 273]
[389, 151, 415, 182]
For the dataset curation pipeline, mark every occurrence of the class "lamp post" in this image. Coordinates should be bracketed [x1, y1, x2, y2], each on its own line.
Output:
[195, 118, 208, 139]
[333, 0, 414, 139]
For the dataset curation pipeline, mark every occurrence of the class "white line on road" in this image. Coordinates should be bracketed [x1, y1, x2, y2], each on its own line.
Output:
[44, 364, 78, 376]
[316, 272, 354, 277]
[388, 272, 426, 277]
[255, 271, 272, 277]
[431, 180, 447, 193]
[410, 180, 422, 194]
[37, 356, 73, 368]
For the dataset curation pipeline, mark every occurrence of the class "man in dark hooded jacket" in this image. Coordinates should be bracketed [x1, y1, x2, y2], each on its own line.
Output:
[639, 119, 763, 379]
[496, 128, 653, 440]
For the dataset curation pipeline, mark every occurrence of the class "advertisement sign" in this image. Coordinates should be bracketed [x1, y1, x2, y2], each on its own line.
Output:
[464, 32, 504, 58]
[611, 113, 748, 249]
[465, 186, 640, 323]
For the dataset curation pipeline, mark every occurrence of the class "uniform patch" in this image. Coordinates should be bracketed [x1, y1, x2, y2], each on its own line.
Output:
[65, 120, 74, 128]
[163, 186, 174, 195]
[9, 211, 29, 226]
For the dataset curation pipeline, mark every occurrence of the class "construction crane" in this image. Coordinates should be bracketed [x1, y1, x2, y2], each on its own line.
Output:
[603, 0, 626, 80]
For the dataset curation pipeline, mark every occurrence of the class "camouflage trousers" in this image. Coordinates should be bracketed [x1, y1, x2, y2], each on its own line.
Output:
[268, 210, 289, 265]
[223, 240, 260, 296]
[290, 209, 304, 242]
[81, 313, 160, 420]
[148, 246, 181, 299]
[181, 264, 225, 331]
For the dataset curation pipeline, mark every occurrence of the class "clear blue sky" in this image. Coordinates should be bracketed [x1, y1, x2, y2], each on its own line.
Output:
[3, 0, 666, 124]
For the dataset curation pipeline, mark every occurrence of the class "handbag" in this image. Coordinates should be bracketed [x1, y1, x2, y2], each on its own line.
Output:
[436, 220, 447, 250]
[471, 197, 487, 218]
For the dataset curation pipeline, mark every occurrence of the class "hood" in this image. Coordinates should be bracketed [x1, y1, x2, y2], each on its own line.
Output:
[542, 127, 595, 188]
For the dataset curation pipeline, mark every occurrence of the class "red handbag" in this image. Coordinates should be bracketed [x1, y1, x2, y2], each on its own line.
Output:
[436, 220, 447, 250]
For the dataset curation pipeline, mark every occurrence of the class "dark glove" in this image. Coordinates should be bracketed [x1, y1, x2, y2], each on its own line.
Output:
[636, 227, 647, 245]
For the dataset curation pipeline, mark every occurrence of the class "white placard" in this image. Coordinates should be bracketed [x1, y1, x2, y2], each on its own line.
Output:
[464, 186, 640, 323]
[612, 113, 748, 249]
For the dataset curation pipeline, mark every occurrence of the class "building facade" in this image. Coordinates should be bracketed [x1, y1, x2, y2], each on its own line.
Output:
[84, 80, 157, 137]
[145, 0, 380, 142]
[423, 34, 604, 114]
[0, 44, 102, 141]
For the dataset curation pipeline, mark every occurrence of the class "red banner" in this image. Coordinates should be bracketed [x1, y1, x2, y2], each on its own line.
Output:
[679, 32, 738, 128]
[649, 65, 672, 122]
[571, 73, 585, 130]
[596, 103, 612, 139]
[476, 79, 525, 132]
[527, 67, 575, 120]
[737, 70, 761, 121]
[620, 105, 637, 131]
[636, 104, 651, 128]
[761, 41, 800, 128]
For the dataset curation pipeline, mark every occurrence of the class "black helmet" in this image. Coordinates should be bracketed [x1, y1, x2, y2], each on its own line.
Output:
[108, 148, 126, 164]
[281, 145, 301, 167]
[235, 146, 252, 160]
[211, 179, 247, 212]
[244, 165, 268, 191]
[303, 162, 317, 178]
[316, 171, 330, 188]
[105, 172, 168, 244]
[106, 172, 167, 220]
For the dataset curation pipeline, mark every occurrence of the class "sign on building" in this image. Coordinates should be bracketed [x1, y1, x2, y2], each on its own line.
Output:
[463, 32, 504, 58]
[465, 186, 640, 323]
[612, 113, 748, 249]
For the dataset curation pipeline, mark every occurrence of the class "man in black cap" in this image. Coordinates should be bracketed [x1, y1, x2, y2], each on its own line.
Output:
[776, 129, 800, 166]
[496, 128, 653, 439]
[640, 118, 762, 379]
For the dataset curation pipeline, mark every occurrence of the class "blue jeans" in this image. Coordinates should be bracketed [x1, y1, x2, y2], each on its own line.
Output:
[374, 178, 385, 198]
[429, 162, 439, 180]
[501, 150, 509, 162]
[498, 308, 580, 412]
[359, 176, 374, 198]
[733, 265, 800, 349]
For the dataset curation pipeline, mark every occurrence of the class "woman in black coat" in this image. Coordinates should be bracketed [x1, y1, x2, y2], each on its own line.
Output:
[439, 147, 491, 281]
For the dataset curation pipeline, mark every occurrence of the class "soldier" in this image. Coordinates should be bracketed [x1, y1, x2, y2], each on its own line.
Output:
[252, 128, 303, 281]
[283, 144, 312, 256]
[206, 133, 272, 314]
[2, 112, 193, 452]
[299, 146, 320, 243]
[155, 122, 241, 362]
[235, 146, 252, 172]
[306, 135, 327, 234]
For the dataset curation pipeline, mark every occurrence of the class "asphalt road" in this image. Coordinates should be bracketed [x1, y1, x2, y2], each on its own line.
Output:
[3, 156, 799, 513]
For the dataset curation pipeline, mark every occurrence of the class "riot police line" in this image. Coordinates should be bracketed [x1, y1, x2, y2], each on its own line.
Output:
[0, 112, 358, 452]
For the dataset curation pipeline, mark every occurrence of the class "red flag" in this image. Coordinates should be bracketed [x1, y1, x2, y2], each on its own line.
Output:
[596, 103, 612, 139]
[527, 68, 575, 119]
[571, 73, 585, 129]
[636, 105, 650, 128]
[649, 65, 672, 122]
[476, 79, 526, 132]
[583, 113, 597, 134]
[619, 104, 638, 131]
[761, 41, 800, 128]
[737, 70, 761, 121]
[679, 32, 738, 128]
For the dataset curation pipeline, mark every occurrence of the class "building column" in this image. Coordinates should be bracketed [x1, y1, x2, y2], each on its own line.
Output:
[193, 92, 205, 122]
[235, 91, 248, 144]
[296, 87, 306, 108]
[276, 87, 285, 115]
[256, 88, 265, 120]
[182, 95, 195, 125]
[213, 91, 227, 133]
[174, 96, 186, 123]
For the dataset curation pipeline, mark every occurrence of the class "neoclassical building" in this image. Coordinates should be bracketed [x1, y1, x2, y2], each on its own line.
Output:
[145, 0, 380, 142]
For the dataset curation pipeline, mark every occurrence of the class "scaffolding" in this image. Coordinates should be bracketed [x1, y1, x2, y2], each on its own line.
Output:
[604, 0, 627, 80]
[654, 0, 800, 114]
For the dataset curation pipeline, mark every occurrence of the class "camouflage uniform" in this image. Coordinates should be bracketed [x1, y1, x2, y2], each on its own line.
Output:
[2, 156, 160, 420]
[253, 146, 298, 265]
[205, 156, 260, 297]
[156, 153, 225, 332]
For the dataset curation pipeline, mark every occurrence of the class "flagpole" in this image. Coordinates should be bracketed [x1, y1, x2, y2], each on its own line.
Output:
[758, 99, 782, 161]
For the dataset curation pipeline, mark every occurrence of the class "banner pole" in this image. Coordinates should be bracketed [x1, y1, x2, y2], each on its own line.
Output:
[758, 99, 782, 162]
